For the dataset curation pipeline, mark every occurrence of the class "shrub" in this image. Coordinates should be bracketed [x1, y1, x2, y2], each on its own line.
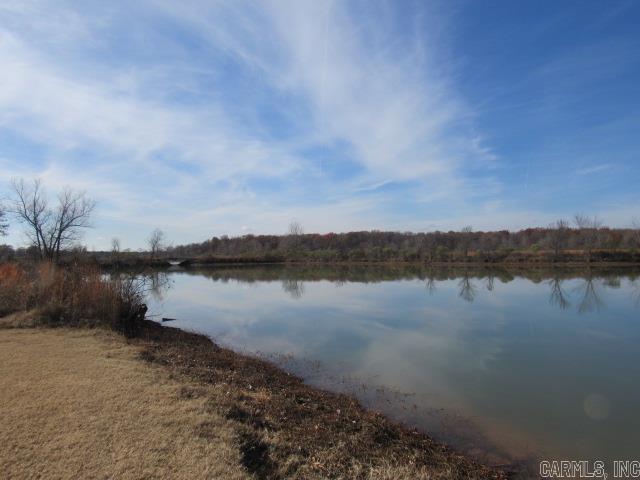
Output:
[435, 245, 449, 261]
[0, 262, 147, 334]
[0, 263, 31, 316]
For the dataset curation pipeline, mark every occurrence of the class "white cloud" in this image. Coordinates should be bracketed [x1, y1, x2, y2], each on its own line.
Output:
[0, 0, 501, 248]
[153, 0, 493, 183]
[0, 30, 300, 179]
[576, 163, 612, 176]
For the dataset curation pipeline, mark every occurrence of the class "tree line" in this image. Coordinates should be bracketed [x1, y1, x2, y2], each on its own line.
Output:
[169, 219, 640, 263]
[1, 178, 640, 263]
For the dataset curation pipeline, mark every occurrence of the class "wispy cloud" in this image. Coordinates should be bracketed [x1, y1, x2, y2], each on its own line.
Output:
[576, 164, 613, 176]
[0, 0, 498, 247]
[1, 0, 637, 248]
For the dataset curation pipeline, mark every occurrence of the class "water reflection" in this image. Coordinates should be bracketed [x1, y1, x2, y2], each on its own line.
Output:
[107, 269, 171, 304]
[484, 273, 495, 292]
[426, 274, 437, 295]
[165, 265, 640, 315]
[144, 264, 640, 467]
[548, 276, 570, 310]
[457, 273, 477, 302]
[574, 274, 603, 314]
[281, 278, 305, 299]
[148, 270, 170, 302]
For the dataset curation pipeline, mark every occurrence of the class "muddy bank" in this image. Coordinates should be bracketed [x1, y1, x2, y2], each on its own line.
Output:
[132, 319, 520, 479]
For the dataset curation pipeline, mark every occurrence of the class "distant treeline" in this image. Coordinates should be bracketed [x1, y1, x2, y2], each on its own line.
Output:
[2, 221, 640, 265]
[2, 179, 639, 265]
[166, 224, 640, 264]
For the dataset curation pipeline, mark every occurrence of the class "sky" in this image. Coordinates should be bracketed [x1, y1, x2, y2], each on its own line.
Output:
[0, 0, 639, 250]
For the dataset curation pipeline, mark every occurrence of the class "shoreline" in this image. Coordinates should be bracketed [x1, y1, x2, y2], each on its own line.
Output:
[93, 257, 640, 270]
[0, 319, 524, 478]
[132, 319, 521, 478]
[39, 246, 640, 270]
[183, 259, 640, 267]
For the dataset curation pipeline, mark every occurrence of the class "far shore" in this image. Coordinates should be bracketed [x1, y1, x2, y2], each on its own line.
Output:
[52, 248, 640, 270]
[178, 258, 640, 267]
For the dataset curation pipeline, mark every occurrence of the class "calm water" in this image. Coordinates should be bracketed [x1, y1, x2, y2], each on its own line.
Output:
[144, 265, 640, 466]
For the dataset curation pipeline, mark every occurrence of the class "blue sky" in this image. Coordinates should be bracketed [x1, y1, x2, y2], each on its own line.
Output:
[1, 0, 639, 249]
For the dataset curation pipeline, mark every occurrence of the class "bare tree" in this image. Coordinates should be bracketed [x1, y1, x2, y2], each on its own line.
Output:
[52, 188, 96, 260]
[574, 213, 600, 229]
[111, 237, 121, 262]
[288, 221, 304, 237]
[9, 179, 96, 261]
[574, 214, 602, 262]
[0, 205, 8, 236]
[547, 219, 569, 259]
[284, 221, 304, 253]
[9, 179, 47, 255]
[148, 229, 165, 259]
[422, 234, 437, 262]
[111, 237, 121, 254]
[459, 225, 473, 259]
[632, 219, 640, 249]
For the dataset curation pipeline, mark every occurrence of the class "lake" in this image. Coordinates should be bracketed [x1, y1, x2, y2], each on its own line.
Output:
[144, 265, 640, 467]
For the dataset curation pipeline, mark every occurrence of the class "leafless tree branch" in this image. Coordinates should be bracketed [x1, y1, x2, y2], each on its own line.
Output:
[8, 178, 95, 261]
[148, 229, 165, 259]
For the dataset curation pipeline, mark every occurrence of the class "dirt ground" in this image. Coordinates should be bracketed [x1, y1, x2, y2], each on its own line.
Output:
[0, 328, 250, 480]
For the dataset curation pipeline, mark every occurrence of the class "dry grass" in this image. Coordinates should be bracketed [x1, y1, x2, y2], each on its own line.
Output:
[0, 263, 146, 333]
[0, 314, 513, 479]
[0, 328, 250, 480]
[0, 310, 43, 328]
[135, 322, 511, 480]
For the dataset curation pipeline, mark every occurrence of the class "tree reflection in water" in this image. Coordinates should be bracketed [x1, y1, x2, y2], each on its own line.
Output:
[603, 277, 621, 289]
[144, 265, 640, 313]
[148, 271, 170, 302]
[574, 274, 604, 314]
[282, 279, 305, 299]
[484, 273, 495, 292]
[458, 273, 477, 303]
[632, 278, 640, 306]
[548, 276, 570, 311]
[426, 275, 437, 295]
